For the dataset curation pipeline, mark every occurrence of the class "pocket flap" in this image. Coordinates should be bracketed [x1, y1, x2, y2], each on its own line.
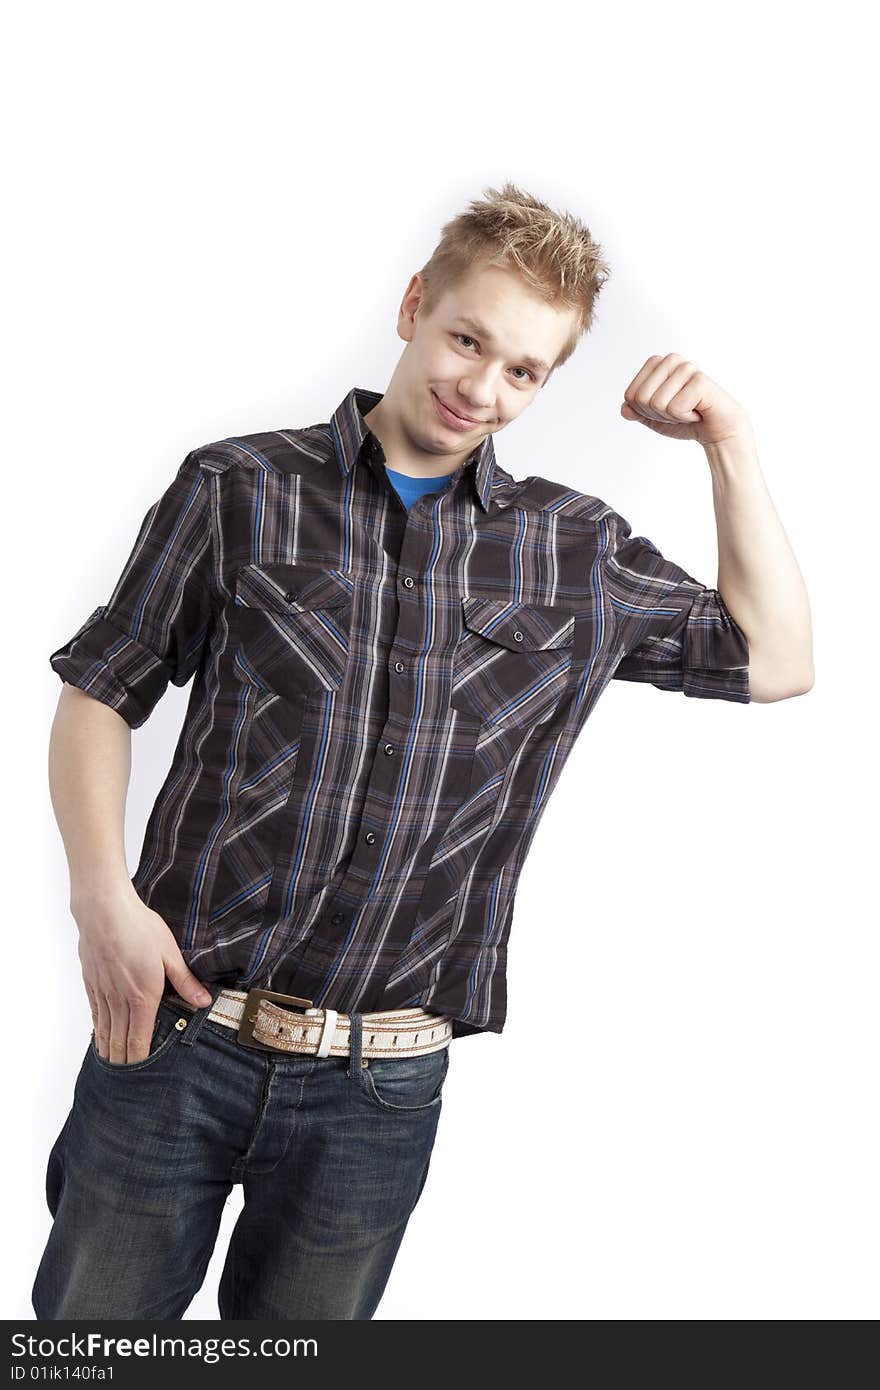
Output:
[460, 596, 575, 652]
[235, 563, 353, 613]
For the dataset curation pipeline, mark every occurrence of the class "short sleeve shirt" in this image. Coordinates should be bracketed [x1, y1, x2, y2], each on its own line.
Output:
[48, 386, 750, 1039]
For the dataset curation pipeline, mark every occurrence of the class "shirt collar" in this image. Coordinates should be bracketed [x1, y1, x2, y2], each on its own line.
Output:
[330, 386, 499, 514]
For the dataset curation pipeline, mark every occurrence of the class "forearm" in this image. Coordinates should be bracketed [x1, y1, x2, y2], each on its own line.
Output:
[703, 421, 814, 699]
[48, 684, 138, 917]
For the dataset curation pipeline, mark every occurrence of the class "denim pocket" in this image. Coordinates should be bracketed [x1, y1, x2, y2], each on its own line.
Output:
[358, 1045, 450, 1114]
[89, 999, 185, 1073]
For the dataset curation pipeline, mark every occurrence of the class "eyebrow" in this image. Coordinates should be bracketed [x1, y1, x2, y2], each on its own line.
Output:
[452, 316, 551, 376]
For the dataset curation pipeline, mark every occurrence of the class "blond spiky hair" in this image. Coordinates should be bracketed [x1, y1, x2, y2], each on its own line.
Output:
[416, 181, 611, 374]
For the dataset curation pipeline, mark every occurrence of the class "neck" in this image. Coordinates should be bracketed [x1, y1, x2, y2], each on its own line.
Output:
[362, 397, 472, 480]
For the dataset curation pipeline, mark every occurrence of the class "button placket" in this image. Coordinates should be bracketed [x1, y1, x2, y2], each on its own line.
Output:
[294, 530, 441, 969]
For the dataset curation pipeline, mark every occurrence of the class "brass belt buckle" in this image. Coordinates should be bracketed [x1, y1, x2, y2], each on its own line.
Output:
[237, 988, 315, 1052]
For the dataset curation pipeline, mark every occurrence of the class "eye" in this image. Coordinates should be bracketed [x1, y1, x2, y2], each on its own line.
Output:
[452, 335, 534, 383]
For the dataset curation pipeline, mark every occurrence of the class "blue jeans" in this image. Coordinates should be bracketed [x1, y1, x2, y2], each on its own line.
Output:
[32, 988, 450, 1320]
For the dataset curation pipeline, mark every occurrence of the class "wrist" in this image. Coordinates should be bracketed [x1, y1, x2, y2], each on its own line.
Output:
[70, 876, 140, 926]
[703, 422, 762, 488]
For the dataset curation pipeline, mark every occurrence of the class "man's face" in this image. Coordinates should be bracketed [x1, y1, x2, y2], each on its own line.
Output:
[389, 262, 578, 462]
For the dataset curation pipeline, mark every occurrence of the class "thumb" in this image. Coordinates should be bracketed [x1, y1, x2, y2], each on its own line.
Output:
[164, 950, 213, 1008]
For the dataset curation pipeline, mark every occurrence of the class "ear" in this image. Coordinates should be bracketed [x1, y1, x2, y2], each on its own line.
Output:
[397, 271, 424, 342]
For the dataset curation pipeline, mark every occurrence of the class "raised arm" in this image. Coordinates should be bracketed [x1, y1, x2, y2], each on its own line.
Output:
[620, 352, 814, 702]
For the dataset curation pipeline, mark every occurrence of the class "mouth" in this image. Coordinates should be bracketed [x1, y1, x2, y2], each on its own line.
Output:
[432, 390, 488, 430]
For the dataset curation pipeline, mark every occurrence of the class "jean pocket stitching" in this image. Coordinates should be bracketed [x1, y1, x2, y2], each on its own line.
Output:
[89, 1008, 183, 1072]
[357, 1048, 449, 1113]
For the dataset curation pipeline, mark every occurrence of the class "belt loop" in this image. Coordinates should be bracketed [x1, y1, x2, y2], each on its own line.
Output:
[178, 982, 223, 1048]
[346, 1009, 364, 1078]
[316, 1008, 338, 1058]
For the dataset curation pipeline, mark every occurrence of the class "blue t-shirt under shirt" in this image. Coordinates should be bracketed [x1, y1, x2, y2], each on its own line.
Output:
[385, 464, 452, 511]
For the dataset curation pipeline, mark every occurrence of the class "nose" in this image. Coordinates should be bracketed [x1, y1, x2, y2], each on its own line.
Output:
[458, 377, 495, 415]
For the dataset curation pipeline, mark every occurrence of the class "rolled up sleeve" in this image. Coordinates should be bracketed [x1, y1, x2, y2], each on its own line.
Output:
[48, 450, 216, 728]
[605, 511, 750, 703]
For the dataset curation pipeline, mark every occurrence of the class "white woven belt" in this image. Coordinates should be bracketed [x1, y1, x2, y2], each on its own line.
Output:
[171, 987, 453, 1060]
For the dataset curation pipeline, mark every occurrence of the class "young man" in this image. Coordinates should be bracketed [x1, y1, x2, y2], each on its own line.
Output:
[34, 182, 813, 1321]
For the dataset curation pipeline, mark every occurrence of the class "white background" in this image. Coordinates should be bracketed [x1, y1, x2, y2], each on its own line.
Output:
[5, 0, 877, 1320]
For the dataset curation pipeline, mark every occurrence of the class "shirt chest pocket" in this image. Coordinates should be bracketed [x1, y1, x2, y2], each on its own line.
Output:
[232, 563, 354, 698]
[450, 595, 576, 730]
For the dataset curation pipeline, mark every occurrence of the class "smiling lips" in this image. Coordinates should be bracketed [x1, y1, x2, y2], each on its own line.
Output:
[432, 391, 488, 429]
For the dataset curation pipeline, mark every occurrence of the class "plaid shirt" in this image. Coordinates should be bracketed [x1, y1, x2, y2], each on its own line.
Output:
[49, 386, 750, 1039]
